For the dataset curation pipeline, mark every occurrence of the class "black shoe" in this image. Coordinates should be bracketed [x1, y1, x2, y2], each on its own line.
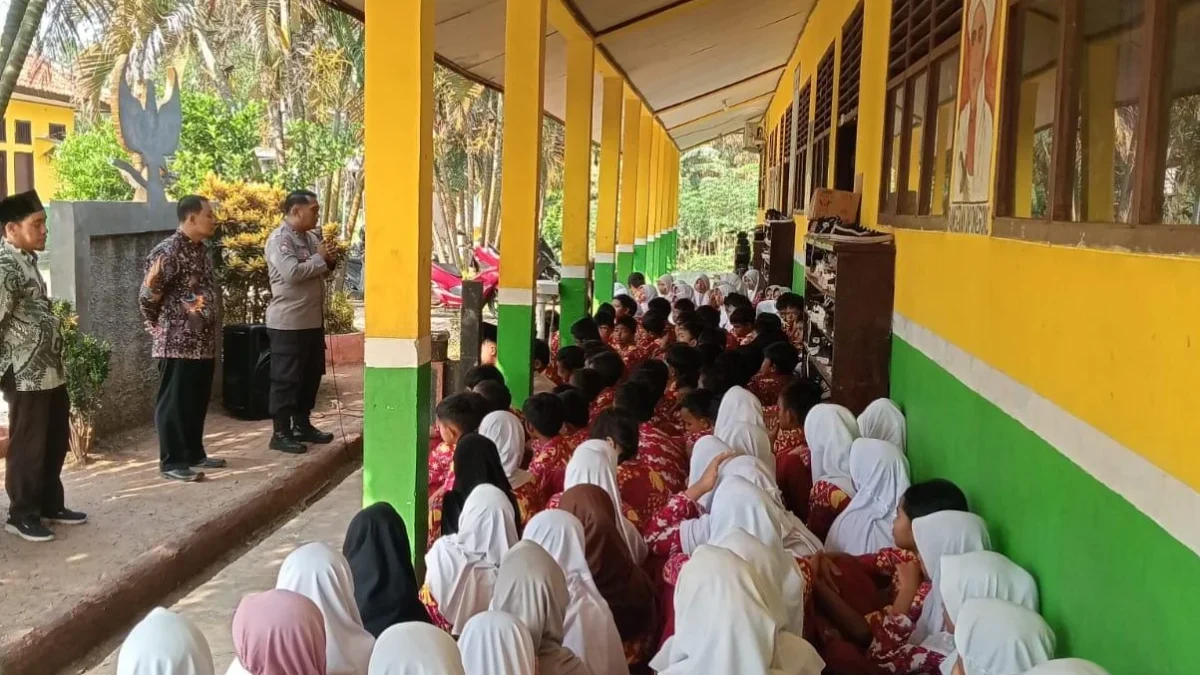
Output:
[293, 424, 334, 444]
[270, 432, 308, 454]
[191, 457, 227, 469]
[42, 508, 87, 525]
[5, 516, 55, 542]
[162, 468, 204, 482]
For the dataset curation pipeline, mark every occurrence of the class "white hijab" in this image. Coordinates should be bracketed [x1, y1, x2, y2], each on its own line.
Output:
[951, 599, 1055, 675]
[650, 546, 824, 675]
[857, 399, 906, 452]
[479, 410, 533, 489]
[689, 435, 735, 511]
[939, 551, 1039, 626]
[715, 455, 824, 557]
[658, 274, 675, 299]
[715, 386, 764, 438]
[911, 511, 992, 646]
[825, 439, 910, 556]
[756, 300, 778, 317]
[367, 622, 465, 675]
[490, 541, 592, 675]
[803, 404, 859, 495]
[459, 611, 537, 675]
[276, 542, 375, 675]
[564, 440, 647, 564]
[1021, 660, 1111, 675]
[719, 422, 775, 480]
[523, 510, 629, 675]
[117, 607, 214, 675]
[743, 270, 763, 299]
[693, 274, 711, 307]
[426, 485, 519, 634]
[672, 280, 694, 302]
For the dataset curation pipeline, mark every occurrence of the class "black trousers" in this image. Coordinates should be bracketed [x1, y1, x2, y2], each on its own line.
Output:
[268, 328, 325, 431]
[2, 377, 70, 521]
[155, 358, 215, 471]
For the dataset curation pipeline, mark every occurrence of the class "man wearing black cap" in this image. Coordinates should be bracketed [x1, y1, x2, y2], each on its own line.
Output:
[0, 190, 86, 542]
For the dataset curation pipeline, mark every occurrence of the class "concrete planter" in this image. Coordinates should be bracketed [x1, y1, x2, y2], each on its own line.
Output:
[325, 331, 364, 366]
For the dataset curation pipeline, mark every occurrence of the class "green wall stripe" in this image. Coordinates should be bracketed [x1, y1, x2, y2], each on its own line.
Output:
[497, 302, 534, 404]
[891, 337, 1200, 675]
[595, 260, 615, 305]
[616, 252, 633, 286]
[792, 259, 805, 294]
[558, 277, 588, 346]
[633, 245, 647, 275]
[363, 364, 431, 562]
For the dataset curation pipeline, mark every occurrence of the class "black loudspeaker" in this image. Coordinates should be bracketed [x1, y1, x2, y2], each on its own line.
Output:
[223, 324, 272, 420]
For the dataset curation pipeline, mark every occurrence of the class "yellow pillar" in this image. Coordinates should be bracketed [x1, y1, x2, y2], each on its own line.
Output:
[595, 76, 623, 304]
[496, 0, 546, 403]
[362, 0, 435, 558]
[647, 124, 661, 278]
[617, 95, 642, 283]
[559, 36, 594, 341]
[633, 108, 653, 275]
[1084, 39, 1118, 222]
[1014, 77, 1041, 218]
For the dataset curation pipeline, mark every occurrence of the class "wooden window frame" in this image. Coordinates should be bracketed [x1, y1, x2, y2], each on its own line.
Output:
[878, 0, 962, 229]
[14, 120, 31, 145]
[810, 46, 836, 198]
[992, 0, 1200, 254]
[793, 81, 813, 214]
[0, 151, 7, 198]
[14, 152, 34, 193]
[48, 123, 67, 141]
[0, 117, 6, 143]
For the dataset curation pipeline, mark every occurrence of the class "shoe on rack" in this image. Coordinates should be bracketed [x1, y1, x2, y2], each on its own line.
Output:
[43, 508, 87, 525]
[162, 468, 205, 482]
[270, 432, 308, 454]
[293, 423, 334, 445]
[5, 515, 55, 542]
[191, 457, 228, 469]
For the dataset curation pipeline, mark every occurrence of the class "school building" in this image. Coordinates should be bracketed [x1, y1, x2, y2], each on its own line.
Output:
[1, 57, 76, 199]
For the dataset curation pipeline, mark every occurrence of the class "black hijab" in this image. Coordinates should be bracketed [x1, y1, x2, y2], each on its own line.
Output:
[441, 432, 521, 536]
[341, 502, 430, 636]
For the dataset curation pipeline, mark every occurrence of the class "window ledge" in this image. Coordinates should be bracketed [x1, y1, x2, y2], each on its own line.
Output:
[877, 214, 949, 231]
[993, 218, 1200, 256]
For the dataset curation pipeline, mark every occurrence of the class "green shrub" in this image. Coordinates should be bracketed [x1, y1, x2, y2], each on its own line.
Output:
[325, 291, 356, 335]
[51, 124, 135, 202]
[677, 253, 731, 273]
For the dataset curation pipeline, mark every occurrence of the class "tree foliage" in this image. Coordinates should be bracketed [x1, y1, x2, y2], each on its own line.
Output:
[676, 134, 759, 267]
[171, 90, 266, 195]
[51, 121, 135, 201]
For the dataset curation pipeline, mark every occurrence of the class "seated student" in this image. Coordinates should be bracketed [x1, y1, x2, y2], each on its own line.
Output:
[627, 271, 647, 298]
[939, 551, 1039, 635]
[825, 439, 910, 556]
[587, 405, 676, 525]
[569, 367, 607, 419]
[524, 392, 572, 500]
[678, 388, 718, 451]
[586, 350, 625, 417]
[750, 312, 791, 351]
[481, 321, 499, 365]
[647, 296, 672, 318]
[777, 292, 806, 348]
[612, 294, 637, 320]
[614, 379, 687, 495]
[532, 339, 556, 395]
[554, 344, 585, 386]
[675, 316, 705, 347]
[545, 439, 648, 566]
[594, 308, 616, 345]
[773, 378, 822, 518]
[570, 316, 603, 346]
[808, 479, 973, 675]
[547, 310, 562, 352]
[611, 314, 646, 368]
[947, 600, 1055, 675]
[342, 503, 431, 637]
[664, 343, 703, 405]
[804, 403, 860, 540]
[474, 379, 513, 415]
[430, 393, 487, 492]
[634, 359, 681, 435]
[672, 297, 696, 325]
[700, 325, 735, 353]
[695, 304, 722, 331]
[428, 430, 532, 546]
[579, 338, 610, 362]
[465, 363, 505, 389]
[556, 386, 593, 449]
[639, 310, 673, 362]
[750, 341, 800, 407]
[729, 306, 756, 345]
[858, 398, 907, 453]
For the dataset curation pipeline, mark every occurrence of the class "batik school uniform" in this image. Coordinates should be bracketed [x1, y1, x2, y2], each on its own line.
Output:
[615, 342, 647, 370]
[564, 425, 590, 450]
[427, 440, 456, 497]
[642, 492, 701, 557]
[590, 387, 616, 421]
[637, 422, 688, 488]
[616, 456, 675, 525]
[749, 370, 790, 407]
[528, 435, 573, 500]
[417, 586, 454, 633]
[683, 429, 709, 454]
[725, 331, 741, 350]
[650, 397, 683, 436]
[808, 480, 852, 540]
[773, 427, 813, 520]
[426, 474, 540, 548]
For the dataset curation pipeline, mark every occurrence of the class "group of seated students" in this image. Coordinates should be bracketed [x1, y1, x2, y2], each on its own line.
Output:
[110, 271, 1110, 675]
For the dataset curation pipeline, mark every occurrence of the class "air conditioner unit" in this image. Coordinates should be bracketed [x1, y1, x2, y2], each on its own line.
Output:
[744, 119, 765, 152]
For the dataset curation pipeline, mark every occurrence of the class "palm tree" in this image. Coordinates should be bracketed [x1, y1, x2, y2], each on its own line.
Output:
[0, 0, 49, 116]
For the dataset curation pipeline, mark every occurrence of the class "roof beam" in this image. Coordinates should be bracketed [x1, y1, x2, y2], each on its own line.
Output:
[666, 92, 772, 130]
[596, 0, 716, 41]
[656, 65, 785, 115]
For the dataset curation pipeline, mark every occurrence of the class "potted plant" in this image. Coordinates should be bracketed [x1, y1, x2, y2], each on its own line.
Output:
[322, 223, 363, 366]
[52, 301, 112, 463]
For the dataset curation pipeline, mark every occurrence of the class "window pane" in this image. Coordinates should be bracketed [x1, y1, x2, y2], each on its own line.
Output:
[884, 86, 906, 211]
[906, 72, 928, 214]
[930, 52, 959, 216]
[1072, 0, 1142, 223]
[1005, 3, 1060, 218]
[1164, 0, 1200, 224]
[15, 152, 34, 193]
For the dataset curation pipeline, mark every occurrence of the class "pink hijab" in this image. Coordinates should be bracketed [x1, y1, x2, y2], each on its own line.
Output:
[232, 590, 327, 675]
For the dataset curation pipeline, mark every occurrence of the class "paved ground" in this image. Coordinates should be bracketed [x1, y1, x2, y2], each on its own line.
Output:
[0, 366, 363, 652]
[72, 469, 364, 675]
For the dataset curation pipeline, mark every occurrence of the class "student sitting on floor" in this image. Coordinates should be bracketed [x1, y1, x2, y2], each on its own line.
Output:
[729, 305, 756, 345]
[531, 338, 556, 395]
[569, 316, 603, 347]
[946, 599, 1055, 675]
[674, 316, 705, 347]
[524, 392, 572, 501]
[858, 397, 907, 453]
[640, 310, 673, 361]
[671, 297, 696, 325]
[825, 439, 911, 556]
[678, 388, 718, 452]
[777, 292, 806, 348]
[803, 403, 860, 540]
[750, 341, 800, 407]
[556, 385, 593, 448]
[612, 294, 637, 321]
[587, 350, 626, 418]
[554, 344, 585, 386]
[612, 314, 645, 368]
[429, 392, 487, 494]
[613, 380, 686, 498]
[474, 379, 513, 415]
[773, 378, 822, 519]
[595, 309, 616, 345]
[633, 359, 682, 435]
[428, 431, 530, 547]
[569, 367, 606, 420]
[664, 343, 702, 404]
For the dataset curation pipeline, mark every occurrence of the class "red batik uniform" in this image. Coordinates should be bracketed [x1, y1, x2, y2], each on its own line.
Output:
[651, 397, 683, 437]
[774, 428, 813, 520]
[858, 548, 938, 674]
[643, 492, 701, 557]
[749, 370, 790, 407]
[617, 456, 675, 526]
[428, 441, 455, 495]
[590, 388, 616, 421]
[528, 435, 573, 500]
[808, 480, 852, 540]
[683, 429, 709, 454]
[550, 331, 560, 354]
[564, 425, 590, 449]
[427, 476, 541, 547]
[725, 331, 740, 351]
[419, 584, 454, 634]
[638, 422, 688, 488]
[615, 342, 647, 370]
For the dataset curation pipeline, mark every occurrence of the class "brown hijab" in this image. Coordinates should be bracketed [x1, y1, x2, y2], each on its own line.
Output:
[559, 484, 657, 640]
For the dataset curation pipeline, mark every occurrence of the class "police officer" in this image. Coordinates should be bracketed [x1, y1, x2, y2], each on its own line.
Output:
[264, 190, 337, 453]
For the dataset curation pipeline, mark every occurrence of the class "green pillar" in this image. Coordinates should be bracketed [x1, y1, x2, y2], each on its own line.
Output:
[633, 238, 647, 275]
[595, 253, 615, 305]
[559, 269, 587, 346]
[617, 244, 634, 287]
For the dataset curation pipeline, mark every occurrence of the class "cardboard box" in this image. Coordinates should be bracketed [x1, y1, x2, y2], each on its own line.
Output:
[807, 188, 861, 223]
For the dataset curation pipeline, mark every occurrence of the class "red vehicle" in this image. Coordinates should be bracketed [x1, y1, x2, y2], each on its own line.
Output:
[431, 254, 499, 309]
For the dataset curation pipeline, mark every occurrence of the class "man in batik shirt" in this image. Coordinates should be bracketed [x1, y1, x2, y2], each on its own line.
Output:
[140, 196, 226, 482]
[0, 191, 86, 542]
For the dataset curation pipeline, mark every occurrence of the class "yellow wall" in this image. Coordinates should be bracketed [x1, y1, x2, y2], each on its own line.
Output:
[1, 97, 74, 199]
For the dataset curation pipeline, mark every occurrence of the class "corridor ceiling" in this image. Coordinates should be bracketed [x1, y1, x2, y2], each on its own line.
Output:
[326, 0, 816, 148]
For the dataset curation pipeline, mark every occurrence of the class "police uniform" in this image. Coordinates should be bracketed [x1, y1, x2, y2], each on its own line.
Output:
[264, 222, 334, 447]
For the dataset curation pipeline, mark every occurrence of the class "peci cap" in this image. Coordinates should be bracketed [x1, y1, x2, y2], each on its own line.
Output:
[0, 191, 44, 225]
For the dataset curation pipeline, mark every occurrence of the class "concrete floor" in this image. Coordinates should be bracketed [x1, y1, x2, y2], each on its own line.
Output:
[73, 469, 365, 675]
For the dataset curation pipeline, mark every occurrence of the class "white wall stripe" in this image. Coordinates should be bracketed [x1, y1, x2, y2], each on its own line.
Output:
[594, 252, 615, 263]
[559, 265, 586, 279]
[635, 238, 646, 245]
[365, 336, 430, 368]
[894, 313, 1200, 557]
[617, 244, 635, 253]
[496, 287, 535, 305]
